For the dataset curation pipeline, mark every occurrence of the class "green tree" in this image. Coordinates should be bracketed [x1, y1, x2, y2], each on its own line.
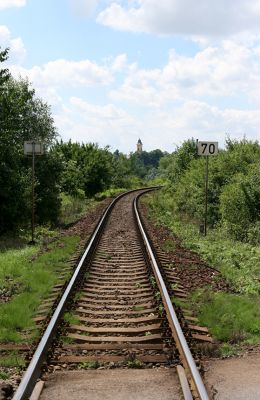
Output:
[0, 51, 60, 232]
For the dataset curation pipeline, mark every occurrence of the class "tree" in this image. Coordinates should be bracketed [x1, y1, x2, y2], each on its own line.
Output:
[0, 51, 60, 232]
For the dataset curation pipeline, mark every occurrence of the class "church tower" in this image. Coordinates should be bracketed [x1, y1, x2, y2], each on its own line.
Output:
[137, 138, 143, 153]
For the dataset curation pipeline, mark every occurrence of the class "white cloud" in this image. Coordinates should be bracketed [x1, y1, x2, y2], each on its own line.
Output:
[97, 0, 260, 38]
[11, 58, 113, 90]
[0, 0, 26, 10]
[0, 25, 26, 64]
[55, 97, 138, 151]
[109, 41, 260, 108]
[111, 53, 127, 72]
[68, 0, 98, 17]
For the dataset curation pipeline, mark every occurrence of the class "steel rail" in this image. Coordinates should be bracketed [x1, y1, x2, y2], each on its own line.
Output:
[134, 194, 209, 400]
[13, 188, 155, 400]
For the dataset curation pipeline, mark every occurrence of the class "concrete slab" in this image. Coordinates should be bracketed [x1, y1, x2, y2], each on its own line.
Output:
[40, 368, 183, 400]
[204, 353, 260, 400]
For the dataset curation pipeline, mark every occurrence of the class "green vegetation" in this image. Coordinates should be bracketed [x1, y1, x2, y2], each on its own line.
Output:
[78, 361, 99, 369]
[147, 192, 260, 295]
[127, 359, 143, 368]
[0, 352, 26, 368]
[132, 305, 144, 311]
[144, 137, 260, 348]
[219, 343, 238, 358]
[59, 193, 97, 225]
[0, 371, 10, 380]
[0, 235, 79, 343]
[158, 138, 260, 243]
[191, 290, 260, 344]
[63, 312, 80, 325]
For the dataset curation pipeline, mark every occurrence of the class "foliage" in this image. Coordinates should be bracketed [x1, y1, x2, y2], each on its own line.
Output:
[0, 50, 60, 232]
[53, 141, 114, 197]
[159, 138, 260, 241]
[220, 163, 260, 240]
[59, 192, 94, 225]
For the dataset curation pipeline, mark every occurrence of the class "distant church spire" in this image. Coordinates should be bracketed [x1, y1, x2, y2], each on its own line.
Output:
[137, 138, 143, 153]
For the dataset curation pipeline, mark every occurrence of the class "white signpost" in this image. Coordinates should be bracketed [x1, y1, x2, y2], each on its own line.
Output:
[24, 141, 44, 156]
[197, 141, 219, 236]
[197, 141, 218, 156]
[24, 141, 44, 244]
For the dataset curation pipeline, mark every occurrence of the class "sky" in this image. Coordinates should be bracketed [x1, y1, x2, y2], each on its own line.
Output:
[1, 0, 260, 153]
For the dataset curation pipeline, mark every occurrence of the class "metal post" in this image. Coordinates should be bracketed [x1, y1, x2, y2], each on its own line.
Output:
[204, 156, 209, 236]
[31, 142, 35, 244]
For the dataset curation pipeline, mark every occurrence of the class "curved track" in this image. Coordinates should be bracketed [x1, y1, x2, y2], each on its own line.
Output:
[13, 189, 209, 400]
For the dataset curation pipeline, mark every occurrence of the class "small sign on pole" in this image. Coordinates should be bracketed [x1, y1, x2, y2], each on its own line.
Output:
[197, 141, 218, 156]
[197, 141, 219, 236]
[24, 141, 44, 156]
[24, 141, 44, 244]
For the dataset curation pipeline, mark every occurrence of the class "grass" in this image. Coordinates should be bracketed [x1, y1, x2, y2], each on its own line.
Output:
[143, 191, 260, 346]
[191, 290, 260, 343]
[0, 353, 26, 368]
[0, 235, 80, 343]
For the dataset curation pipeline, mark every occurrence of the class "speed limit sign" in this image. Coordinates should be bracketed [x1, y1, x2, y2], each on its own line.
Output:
[197, 141, 218, 156]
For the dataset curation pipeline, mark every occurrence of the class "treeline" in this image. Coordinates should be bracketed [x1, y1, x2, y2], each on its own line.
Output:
[0, 48, 165, 234]
[159, 138, 260, 243]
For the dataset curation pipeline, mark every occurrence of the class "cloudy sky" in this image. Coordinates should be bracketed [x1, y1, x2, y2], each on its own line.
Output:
[1, 0, 260, 152]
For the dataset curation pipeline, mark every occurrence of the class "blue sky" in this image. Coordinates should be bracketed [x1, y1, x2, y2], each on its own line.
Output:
[1, 0, 260, 153]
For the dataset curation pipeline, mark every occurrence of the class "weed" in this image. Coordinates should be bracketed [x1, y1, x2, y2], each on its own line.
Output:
[60, 336, 74, 344]
[127, 359, 143, 368]
[155, 291, 161, 301]
[0, 371, 10, 380]
[135, 283, 143, 289]
[63, 312, 80, 325]
[132, 305, 144, 311]
[78, 361, 99, 369]
[150, 276, 156, 288]
[145, 331, 152, 336]
[219, 343, 238, 358]
[74, 291, 83, 301]
[158, 304, 164, 317]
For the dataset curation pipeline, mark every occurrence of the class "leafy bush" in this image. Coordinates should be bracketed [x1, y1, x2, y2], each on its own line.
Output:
[220, 163, 260, 241]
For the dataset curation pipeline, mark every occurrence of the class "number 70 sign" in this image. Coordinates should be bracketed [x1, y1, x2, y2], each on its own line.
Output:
[197, 141, 218, 156]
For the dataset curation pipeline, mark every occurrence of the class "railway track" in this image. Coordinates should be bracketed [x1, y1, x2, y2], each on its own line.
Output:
[13, 188, 209, 400]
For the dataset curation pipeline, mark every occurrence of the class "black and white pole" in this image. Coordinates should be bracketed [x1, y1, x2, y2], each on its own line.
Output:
[24, 141, 44, 244]
[197, 141, 218, 236]
[204, 155, 209, 236]
[31, 142, 36, 244]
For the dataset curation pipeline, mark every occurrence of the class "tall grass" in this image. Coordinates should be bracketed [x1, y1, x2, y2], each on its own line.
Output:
[0, 236, 80, 343]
